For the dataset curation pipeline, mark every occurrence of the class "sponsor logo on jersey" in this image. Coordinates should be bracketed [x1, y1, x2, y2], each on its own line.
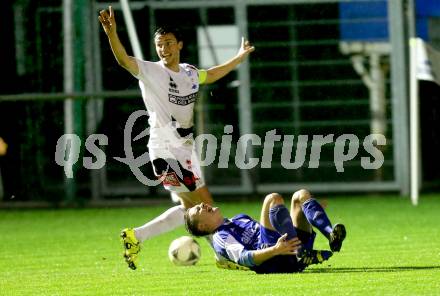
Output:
[168, 92, 198, 106]
[169, 77, 177, 88]
[241, 229, 255, 244]
[169, 77, 179, 93]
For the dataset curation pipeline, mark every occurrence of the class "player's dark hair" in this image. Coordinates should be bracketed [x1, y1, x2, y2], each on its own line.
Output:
[154, 26, 183, 42]
[184, 210, 211, 237]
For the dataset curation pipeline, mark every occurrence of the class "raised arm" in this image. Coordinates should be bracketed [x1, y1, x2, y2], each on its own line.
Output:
[98, 6, 139, 76]
[203, 37, 255, 84]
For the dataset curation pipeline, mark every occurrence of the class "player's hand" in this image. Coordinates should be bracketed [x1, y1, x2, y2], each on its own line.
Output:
[98, 6, 117, 36]
[273, 233, 301, 256]
[236, 37, 255, 62]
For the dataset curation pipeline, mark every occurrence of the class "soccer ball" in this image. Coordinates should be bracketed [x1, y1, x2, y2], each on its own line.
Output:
[168, 236, 201, 266]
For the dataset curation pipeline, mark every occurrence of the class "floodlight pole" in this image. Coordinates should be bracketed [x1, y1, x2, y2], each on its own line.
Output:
[120, 0, 144, 60]
[388, 0, 411, 198]
[235, 0, 254, 193]
[63, 0, 76, 203]
[409, 39, 420, 206]
[407, 0, 419, 206]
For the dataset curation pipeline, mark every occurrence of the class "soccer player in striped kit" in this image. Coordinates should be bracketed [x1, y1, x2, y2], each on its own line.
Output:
[99, 6, 254, 269]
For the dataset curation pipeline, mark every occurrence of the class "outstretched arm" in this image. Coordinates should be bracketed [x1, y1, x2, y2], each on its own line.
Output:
[203, 37, 255, 84]
[98, 6, 139, 76]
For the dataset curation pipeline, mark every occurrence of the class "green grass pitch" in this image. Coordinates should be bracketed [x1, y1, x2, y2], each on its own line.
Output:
[1, 194, 440, 295]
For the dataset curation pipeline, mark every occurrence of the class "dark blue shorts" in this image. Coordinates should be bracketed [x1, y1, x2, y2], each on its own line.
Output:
[258, 226, 316, 250]
[253, 226, 316, 274]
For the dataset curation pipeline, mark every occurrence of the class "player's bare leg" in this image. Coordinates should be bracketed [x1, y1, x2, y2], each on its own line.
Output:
[290, 189, 313, 233]
[259, 193, 286, 231]
[176, 186, 213, 209]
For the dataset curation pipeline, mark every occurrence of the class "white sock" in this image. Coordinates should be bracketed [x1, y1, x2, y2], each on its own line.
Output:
[134, 205, 185, 242]
[170, 192, 180, 203]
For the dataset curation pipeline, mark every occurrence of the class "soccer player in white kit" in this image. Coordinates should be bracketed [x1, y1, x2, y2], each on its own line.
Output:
[99, 6, 254, 269]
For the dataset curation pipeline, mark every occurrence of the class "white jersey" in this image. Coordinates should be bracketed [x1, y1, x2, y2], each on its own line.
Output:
[134, 59, 203, 148]
[132, 59, 207, 192]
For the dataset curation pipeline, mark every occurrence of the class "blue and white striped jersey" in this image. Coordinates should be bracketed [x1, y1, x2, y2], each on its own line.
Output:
[212, 214, 261, 268]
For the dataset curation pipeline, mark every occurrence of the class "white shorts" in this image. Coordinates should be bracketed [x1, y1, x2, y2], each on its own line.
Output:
[148, 141, 205, 193]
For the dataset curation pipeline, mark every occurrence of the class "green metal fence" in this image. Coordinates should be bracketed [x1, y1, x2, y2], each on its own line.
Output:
[0, 0, 413, 205]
